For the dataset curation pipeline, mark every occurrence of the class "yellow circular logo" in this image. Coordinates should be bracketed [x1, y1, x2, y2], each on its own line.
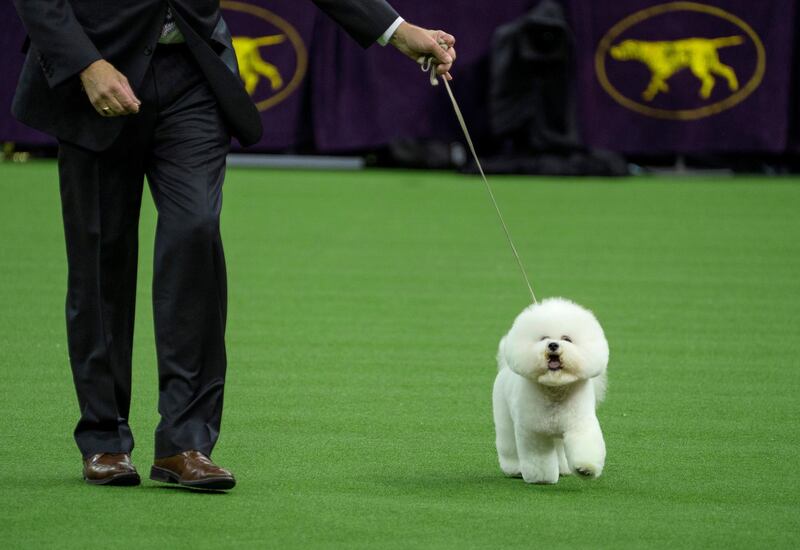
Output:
[595, 1, 766, 120]
[221, 1, 308, 112]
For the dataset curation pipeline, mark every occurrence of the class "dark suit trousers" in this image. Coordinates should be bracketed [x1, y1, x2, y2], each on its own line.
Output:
[58, 44, 230, 459]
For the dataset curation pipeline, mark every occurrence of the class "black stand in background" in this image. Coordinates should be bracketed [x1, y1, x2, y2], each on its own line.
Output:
[482, 0, 628, 177]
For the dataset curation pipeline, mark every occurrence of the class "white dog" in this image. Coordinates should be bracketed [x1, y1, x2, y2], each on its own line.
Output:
[492, 298, 609, 484]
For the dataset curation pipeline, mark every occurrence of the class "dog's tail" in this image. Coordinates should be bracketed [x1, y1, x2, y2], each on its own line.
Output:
[593, 371, 608, 405]
[249, 34, 287, 48]
[712, 35, 745, 49]
[496, 336, 508, 372]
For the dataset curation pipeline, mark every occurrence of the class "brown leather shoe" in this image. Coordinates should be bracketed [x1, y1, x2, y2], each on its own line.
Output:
[83, 453, 141, 486]
[150, 450, 236, 490]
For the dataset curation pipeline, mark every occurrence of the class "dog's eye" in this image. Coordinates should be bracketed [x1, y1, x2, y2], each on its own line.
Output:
[561, 336, 572, 343]
[539, 336, 549, 341]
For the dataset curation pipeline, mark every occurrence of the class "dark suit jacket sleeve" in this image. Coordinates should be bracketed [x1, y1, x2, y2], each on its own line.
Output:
[312, 0, 400, 48]
[13, 0, 102, 88]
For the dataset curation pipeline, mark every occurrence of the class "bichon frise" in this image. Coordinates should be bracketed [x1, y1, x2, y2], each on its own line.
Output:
[493, 298, 609, 484]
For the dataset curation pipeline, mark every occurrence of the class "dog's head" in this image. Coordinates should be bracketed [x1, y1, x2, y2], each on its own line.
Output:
[500, 298, 608, 387]
[610, 40, 639, 61]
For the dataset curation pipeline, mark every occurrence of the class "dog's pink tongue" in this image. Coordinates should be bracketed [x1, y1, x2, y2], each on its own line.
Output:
[548, 359, 561, 370]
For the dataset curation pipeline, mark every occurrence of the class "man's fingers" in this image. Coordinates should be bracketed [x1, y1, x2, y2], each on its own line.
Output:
[99, 80, 138, 115]
[429, 30, 456, 76]
[430, 41, 453, 66]
[118, 77, 142, 109]
[113, 89, 139, 114]
[435, 31, 456, 47]
[433, 45, 456, 75]
[96, 76, 140, 116]
[390, 23, 456, 77]
[79, 60, 141, 116]
[96, 94, 125, 117]
[112, 80, 140, 114]
[435, 46, 455, 75]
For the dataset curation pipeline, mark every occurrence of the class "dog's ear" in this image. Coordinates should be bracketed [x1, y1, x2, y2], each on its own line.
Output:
[580, 336, 609, 379]
[499, 333, 531, 376]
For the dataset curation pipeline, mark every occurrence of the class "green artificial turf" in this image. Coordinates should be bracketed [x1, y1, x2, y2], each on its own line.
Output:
[0, 161, 798, 548]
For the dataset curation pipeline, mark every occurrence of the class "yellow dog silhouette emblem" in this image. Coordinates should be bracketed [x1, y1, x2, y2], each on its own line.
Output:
[610, 36, 744, 101]
[232, 35, 287, 95]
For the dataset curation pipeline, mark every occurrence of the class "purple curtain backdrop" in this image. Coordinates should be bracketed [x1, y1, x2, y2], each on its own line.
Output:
[0, 1, 52, 147]
[219, 1, 318, 150]
[1, 0, 797, 154]
[310, 0, 536, 152]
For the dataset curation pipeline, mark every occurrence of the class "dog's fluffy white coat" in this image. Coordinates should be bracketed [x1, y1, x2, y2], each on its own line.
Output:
[493, 298, 609, 484]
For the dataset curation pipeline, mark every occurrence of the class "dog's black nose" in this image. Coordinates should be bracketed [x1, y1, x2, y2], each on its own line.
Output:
[548, 342, 559, 352]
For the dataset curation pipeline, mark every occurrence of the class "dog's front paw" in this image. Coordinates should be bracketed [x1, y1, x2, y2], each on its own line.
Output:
[522, 474, 558, 485]
[499, 458, 522, 478]
[521, 466, 559, 485]
[572, 462, 603, 479]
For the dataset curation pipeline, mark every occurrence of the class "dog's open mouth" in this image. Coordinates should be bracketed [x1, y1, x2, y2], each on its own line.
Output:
[547, 354, 562, 371]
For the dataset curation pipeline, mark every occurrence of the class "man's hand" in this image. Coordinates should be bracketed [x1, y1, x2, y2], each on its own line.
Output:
[390, 22, 456, 80]
[79, 60, 141, 117]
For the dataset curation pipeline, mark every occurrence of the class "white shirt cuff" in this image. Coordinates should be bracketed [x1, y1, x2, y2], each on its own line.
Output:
[377, 17, 404, 46]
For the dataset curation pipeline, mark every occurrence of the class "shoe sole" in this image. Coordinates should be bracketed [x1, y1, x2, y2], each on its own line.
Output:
[150, 466, 236, 491]
[84, 472, 141, 486]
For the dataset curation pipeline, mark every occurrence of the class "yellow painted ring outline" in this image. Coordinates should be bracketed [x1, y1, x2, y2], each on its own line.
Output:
[594, 1, 766, 120]
[221, 1, 309, 112]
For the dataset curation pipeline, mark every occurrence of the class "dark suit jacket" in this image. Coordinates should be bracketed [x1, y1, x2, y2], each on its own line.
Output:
[12, 0, 399, 151]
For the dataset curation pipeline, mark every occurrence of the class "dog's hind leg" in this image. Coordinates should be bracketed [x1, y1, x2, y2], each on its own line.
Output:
[710, 62, 739, 91]
[492, 385, 520, 477]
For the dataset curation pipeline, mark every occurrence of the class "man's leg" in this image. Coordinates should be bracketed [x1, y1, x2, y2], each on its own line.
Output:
[58, 133, 147, 458]
[145, 45, 231, 459]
